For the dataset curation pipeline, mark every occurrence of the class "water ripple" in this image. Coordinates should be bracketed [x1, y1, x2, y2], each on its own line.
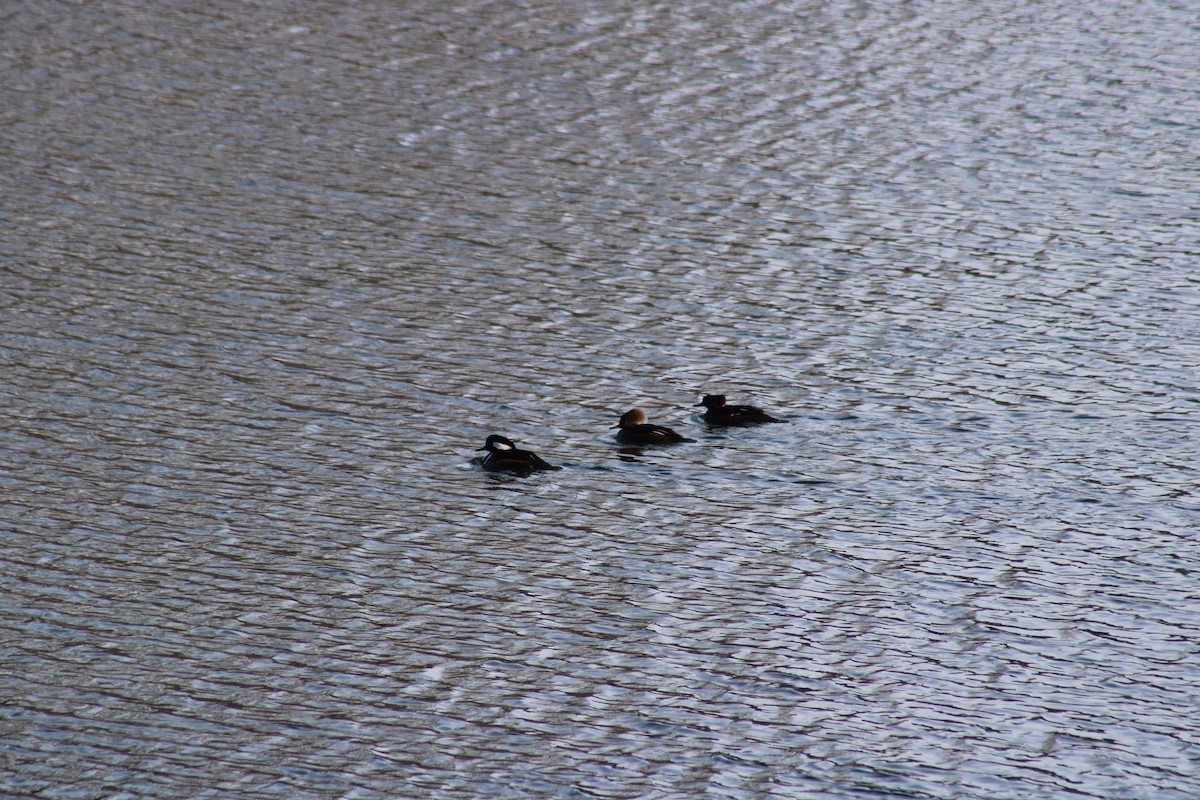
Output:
[4, 0, 1200, 798]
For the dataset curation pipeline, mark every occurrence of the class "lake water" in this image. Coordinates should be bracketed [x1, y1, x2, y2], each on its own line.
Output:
[2, 0, 1199, 798]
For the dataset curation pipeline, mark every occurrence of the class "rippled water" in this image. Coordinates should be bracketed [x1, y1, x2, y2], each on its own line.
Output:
[3, 0, 1199, 798]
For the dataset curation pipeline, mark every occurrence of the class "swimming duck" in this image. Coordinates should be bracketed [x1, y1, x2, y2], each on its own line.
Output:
[614, 408, 696, 445]
[697, 394, 782, 426]
[479, 434, 560, 472]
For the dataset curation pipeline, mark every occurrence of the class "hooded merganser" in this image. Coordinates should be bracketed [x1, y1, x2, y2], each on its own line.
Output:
[697, 394, 782, 426]
[614, 408, 696, 445]
[478, 434, 560, 472]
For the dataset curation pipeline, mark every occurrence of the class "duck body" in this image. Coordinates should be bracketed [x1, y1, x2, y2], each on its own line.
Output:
[479, 434, 560, 472]
[614, 408, 696, 445]
[697, 394, 782, 426]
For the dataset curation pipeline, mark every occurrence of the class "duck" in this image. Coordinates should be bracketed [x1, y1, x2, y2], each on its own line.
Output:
[697, 394, 782, 426]
[614, 408, 696, 445]
[478, 434, 560, 472]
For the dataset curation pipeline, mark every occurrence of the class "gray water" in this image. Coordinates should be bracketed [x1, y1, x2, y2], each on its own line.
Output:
[2, 1, 1199, 798]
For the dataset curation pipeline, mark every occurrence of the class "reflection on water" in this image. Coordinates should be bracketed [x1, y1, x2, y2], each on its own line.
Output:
[3, 0, 1199, 798]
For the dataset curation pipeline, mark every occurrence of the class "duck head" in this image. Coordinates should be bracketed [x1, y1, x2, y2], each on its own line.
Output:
[615, 408, 648, 428]
[481, 434, 517, 453]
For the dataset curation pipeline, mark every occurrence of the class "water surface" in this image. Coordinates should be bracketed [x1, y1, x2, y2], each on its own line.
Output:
[2, 0, 1198, 798]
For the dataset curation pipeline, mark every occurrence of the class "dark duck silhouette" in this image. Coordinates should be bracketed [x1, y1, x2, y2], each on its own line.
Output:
[697, 394, 782, 426]
[478, 434, 560, 472]
[614, 408, 696, 445]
